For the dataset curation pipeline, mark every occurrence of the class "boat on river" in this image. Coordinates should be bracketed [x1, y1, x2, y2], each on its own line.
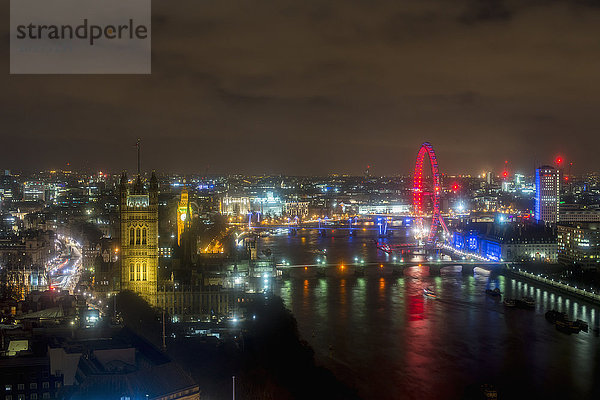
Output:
[485, 288, 502, 298]
[503, 298, 517, 307]
[546, 310, 588, 333]
[555, 319, 580, 334]
[423, 287, 437, 299]
[545, 310, 567, 323]
[574, 319, 589, 332]
[310, 249, 327, 255]
[377, 243, 392, 254]
[516, 296, 535, 309]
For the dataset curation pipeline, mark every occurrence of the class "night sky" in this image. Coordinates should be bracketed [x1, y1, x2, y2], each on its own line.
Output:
[2, 0, 600, 176]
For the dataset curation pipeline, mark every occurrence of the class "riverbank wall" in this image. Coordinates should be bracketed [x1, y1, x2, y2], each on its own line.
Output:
[504, 265, 600, 305]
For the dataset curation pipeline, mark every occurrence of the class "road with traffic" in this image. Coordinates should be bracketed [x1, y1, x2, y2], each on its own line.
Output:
[47, 237, 83, 294]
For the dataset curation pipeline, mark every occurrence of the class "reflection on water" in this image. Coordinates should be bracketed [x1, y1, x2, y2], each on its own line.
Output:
[267, 231, 600, 400]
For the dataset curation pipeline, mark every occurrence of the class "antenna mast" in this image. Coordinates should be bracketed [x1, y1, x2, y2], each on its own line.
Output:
[136, 138, 141, 176]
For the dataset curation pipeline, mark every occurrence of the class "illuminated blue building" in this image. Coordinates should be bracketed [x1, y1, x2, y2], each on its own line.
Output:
[535, 166, 560, 224]
[481, 239, 502, 261]
[453, 220, 557, 262]
[453, 230, 480, 252]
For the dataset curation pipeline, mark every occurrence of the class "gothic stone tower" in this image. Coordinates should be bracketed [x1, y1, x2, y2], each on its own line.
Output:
[119, 171, 158, 306]
[176, 188, 189, 246]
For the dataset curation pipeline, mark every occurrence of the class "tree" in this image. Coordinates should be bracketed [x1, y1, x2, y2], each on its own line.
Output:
[108, 290, 162, 346]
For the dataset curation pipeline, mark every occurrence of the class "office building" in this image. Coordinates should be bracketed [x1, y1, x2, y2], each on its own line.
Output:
[535, 166, 560, 224]
[557, 222, 600, 268]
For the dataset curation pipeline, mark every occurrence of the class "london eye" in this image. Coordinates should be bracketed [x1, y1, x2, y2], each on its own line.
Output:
[412, 142, 442, 244]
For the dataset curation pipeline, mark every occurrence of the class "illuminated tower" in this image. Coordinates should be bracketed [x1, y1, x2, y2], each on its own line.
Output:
[177, 189, 190, 246]
[119, 171, 159, 306]
[535, 165, 560, 224]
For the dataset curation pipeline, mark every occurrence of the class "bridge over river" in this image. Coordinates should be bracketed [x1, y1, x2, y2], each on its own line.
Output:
[277, 261, 508, 279]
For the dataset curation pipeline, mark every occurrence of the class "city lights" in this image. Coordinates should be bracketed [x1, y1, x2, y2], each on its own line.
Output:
[2, 9, 599, 397]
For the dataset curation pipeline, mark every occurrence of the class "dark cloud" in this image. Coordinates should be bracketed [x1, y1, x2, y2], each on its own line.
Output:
[2, 0, 600, 175]
[459, 0, 512, 25]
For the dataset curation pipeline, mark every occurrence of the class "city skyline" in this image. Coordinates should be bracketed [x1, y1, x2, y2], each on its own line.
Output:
[3, 1, 600, 174]
[0, 144, 583, 177]
[3, 2, 600, 399]
[2, 141, 600, 399]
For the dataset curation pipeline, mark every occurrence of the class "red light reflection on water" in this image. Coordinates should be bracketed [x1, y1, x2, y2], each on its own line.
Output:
[408, 294, 425, 321]
[403, 264, 436, 398]
[404, 265, 432, 321]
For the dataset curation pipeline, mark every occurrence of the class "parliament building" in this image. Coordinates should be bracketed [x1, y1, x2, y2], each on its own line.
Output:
[119, 172, 159, 306]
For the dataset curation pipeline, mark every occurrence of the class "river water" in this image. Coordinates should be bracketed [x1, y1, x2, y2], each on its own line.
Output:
[261, 230, 600, 399]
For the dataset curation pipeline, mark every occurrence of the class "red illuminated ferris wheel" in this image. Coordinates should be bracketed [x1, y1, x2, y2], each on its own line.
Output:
[413, 142, 442, 243]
